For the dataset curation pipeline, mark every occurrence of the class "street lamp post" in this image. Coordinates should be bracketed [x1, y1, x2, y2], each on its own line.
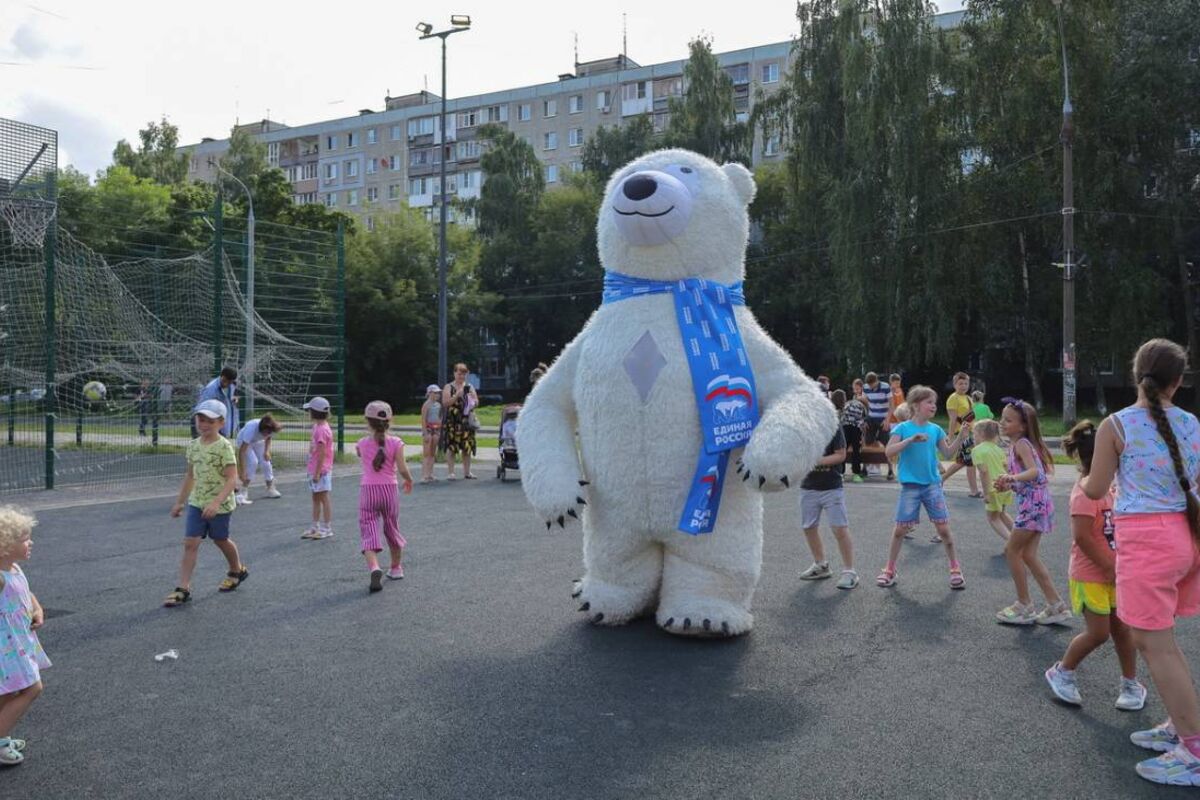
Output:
[1053, 1, 1076, 427]
[211, 161, 256, 420]
[418, 15, 471, 388]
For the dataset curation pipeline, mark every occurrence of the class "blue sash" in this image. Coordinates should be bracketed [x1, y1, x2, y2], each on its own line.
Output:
[602, 271, 759, 534]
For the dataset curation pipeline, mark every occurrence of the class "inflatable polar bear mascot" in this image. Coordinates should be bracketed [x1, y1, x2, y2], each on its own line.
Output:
[518, 149, 837, 637]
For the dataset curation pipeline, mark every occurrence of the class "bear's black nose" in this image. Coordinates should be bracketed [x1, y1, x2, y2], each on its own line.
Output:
[622, 175, 657, 201]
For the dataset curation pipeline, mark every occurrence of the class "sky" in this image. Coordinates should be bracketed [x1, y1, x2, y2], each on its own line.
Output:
[0, 0, 964, 178]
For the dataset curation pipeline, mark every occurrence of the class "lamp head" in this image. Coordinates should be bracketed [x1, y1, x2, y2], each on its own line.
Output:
[450, 14, 470, 27]
[416, 22, 433, 35]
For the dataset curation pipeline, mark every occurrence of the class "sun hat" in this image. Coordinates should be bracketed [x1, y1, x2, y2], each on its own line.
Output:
[364, 400, 393, 421]
[302, 396, 331, 413]
[193, 399, 226, 419]
[426, 384, 440, 394]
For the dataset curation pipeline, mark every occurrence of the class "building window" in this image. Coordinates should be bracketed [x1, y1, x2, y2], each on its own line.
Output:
[345, 160, 358, 178]
[518, 103, 531, 122]
[485, 105, 506, 123]
[366, 158, 378, 174]
[569, 94, 583, 114]
[543, 99, 557, 118]
[761, 63, 779, 84]
[326, 135, 337, 151]
[408, 177, 426, 195]
[386, 155, 398, 171]
[348, 189, 359, 206]
[569, 128, 584, 147]
[367, 128, 377, 144]
[366, 216, 375, 232]
[407, 117, 435, 137]
[301, 163, 316, 180]
[325, 192, 337, 207]
[726, 64, 750, 85]
[597, 90, 612, 109]
[388, 183, 400, 200]
[764, 134, 780, 157]
[267, 142, 280, 166]
[458, 109, 479, 128]
[391, 124, 402, 140]
[366, 186, 378, 202]
[324, 163, 338, 181]
[460, 170, 479, 189]
[570, 160, 583, 174]
[347, 132, 358, 148]
[622, 81, 647, 100]
[543, 131, 558, 150]
[545, 164, 559, 183]
[457, 140, 482, 160]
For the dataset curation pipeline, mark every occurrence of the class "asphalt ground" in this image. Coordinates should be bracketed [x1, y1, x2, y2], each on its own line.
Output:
[5, 467, 1200, 800]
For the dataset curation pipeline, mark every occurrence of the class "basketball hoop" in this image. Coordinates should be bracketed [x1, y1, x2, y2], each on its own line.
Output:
[0, 197, 56, 248]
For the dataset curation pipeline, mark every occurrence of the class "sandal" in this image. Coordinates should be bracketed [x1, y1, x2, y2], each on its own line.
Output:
[218, 566, 249, 592]
[163, 587, 191, 607]
[463, 473, 477, 480]
[876, 568, 897, 588]
[949, 569, 966, 590]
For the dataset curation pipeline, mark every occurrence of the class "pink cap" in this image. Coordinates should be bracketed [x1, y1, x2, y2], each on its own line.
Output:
[364, 400, 393, 421]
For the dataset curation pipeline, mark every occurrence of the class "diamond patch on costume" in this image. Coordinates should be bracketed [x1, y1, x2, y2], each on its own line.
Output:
[623, 330, 667, 403]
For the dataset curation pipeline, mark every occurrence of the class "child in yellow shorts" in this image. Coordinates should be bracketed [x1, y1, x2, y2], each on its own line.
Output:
[970, 420, 1012, 542]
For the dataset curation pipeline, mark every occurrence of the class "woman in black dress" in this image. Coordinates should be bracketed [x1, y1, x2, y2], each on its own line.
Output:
[440, 362, 477, 479]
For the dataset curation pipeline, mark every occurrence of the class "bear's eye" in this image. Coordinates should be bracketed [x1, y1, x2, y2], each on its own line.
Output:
[680, 167, 693, 174]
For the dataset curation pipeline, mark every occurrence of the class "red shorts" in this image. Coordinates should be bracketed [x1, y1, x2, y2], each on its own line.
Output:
[1115, 512, 1200, 630]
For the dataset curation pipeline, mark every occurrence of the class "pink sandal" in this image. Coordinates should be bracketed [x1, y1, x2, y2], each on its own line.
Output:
[949, 569, 966, 590]
[876, 568, 897, 588]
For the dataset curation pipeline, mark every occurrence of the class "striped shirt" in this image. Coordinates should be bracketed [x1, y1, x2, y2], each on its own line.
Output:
[863, 384, 891, 420]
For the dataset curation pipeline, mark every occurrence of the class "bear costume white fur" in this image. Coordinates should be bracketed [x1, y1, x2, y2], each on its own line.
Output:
[518, 149, 836, 637]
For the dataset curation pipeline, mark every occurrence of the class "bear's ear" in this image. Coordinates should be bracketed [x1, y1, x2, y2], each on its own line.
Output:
[722, 162, 756, 205]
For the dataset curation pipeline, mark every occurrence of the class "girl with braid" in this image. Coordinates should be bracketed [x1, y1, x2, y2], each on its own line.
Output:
[356, 401, 413, 594]
[1083, 339, 1200, 786]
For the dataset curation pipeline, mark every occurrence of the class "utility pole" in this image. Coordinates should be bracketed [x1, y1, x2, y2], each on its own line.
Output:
[1054, 1, 1076, 427]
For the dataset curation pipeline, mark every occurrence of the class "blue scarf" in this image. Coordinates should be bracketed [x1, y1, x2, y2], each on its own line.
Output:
[602, 270, 759, 534]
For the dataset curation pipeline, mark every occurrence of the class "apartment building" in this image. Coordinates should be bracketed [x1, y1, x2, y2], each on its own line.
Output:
[180, 39, 799, 230]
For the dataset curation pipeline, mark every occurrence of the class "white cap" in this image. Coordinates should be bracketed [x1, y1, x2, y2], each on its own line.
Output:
[193, 399, 227, 419]
[426, 384, 441, 394]
[302, 396, 331, 413]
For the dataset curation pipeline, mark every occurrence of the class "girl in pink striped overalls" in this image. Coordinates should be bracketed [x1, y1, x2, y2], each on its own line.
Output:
[356, 401, 414, 594]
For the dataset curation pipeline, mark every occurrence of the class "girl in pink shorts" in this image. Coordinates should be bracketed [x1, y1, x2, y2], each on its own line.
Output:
[1083, 338, 1200, 786]
[356, 401, 414, 594]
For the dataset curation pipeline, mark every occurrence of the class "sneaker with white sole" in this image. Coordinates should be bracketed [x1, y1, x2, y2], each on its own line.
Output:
[264, 486, 282, 499]
[1136, 744, 1200, 786]
[1117, 678, 1149, 711]
[836, 569, 859, 590]
[235, 492, 252, 506]
[1045, 661, 1082, 705]
[0, 739, 22, 766]
[310, 529, 334, 540]
[799, 562, 832, 581]
[300, 526, 319, 539]
[387, 565, 404, 580]
[1132, 721, 1179, 752]
[996, 601, 1039, 625]
[1035, 601, 1072, 626]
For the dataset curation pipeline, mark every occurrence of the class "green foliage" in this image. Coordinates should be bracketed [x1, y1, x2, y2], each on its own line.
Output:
[663, 37, 750, 163]
[112, 118, 190, 185]
[581, 115, 657, 183]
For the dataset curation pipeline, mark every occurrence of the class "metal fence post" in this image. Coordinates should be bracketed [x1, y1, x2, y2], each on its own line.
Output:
[43, 170, 57, 489]
[212, 191, 224, 376]
[336, 219, 346, 455]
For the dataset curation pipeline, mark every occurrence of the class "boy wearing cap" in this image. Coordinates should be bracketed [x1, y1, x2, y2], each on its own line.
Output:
[164, 399, 248, 607]
[420, 384, 443, 483]
[301, 396, 334, 539]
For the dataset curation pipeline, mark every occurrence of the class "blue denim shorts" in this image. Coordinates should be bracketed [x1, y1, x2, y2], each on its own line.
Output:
[185, 504, 232, 540]
[895, 482, 949, 527]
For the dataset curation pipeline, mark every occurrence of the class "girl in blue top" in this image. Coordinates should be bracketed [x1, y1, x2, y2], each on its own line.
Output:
[878, 385, 971, 589]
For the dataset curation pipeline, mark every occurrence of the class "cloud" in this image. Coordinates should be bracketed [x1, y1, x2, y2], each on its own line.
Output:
[10, 23, 50, 60]
[11, 95, 121, 177]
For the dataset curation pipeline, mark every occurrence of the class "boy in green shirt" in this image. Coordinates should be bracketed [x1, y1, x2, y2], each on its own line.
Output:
[164, 399, 249, 607]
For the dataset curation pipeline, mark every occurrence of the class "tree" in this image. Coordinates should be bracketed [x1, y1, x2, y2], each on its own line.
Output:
[581, 115, 656, 182]
[112, 118, 190, 185]
[663, 37, 749, 163]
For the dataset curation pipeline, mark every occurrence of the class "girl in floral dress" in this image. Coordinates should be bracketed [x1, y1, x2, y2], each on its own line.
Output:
[0, 506, 49, 766]
[994, 398, 1070, 626]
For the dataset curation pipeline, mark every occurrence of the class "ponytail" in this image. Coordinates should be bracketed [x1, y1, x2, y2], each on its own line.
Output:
[368, 417, 389, 472]
[1143, 376, 1200, 543]
[1062, 419, 1097, 476]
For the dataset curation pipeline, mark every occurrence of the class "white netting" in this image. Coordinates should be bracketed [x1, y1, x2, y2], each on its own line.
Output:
[0, 198, 55, 248]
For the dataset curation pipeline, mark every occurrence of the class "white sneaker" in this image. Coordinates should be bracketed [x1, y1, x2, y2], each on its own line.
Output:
[235, 492, 252, 506]
[0, 739, 23, 765]
[1117, 678, 1149, 711]
[264, 486, 282, 499]
[1136, 743, 1200, 786]
[836, 569, 859, 590]
[1035, 601, 1072, 626]
[310, 529, 334, 540]
[300, 526, 320, 539]
[1132, 721, 1180, 752]
[1045, 661, 1082, 705]
[799, 562, 832, 580]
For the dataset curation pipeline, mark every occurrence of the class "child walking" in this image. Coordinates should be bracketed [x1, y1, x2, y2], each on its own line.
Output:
[0, 506, 49, 766]
[797, 428, 858, 589]
[164, 399, 248, 607]
[356, 401, 414, 593]
[941, 372, 982, 496]
[1044, 420, 1147, 711]
[877, 385, 971, 589]
[234, 413, 283, 505]
[420, 384, 442, 484]
[1081, 339, 1200, 785]
[833, 389, 866, 482]
[301, 396, 334, 540]
[994, 398, 1070, 625]
[971, 420, 1013, 543]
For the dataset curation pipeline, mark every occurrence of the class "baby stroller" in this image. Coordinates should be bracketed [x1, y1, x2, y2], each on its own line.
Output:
[496, 403, 521, 481]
